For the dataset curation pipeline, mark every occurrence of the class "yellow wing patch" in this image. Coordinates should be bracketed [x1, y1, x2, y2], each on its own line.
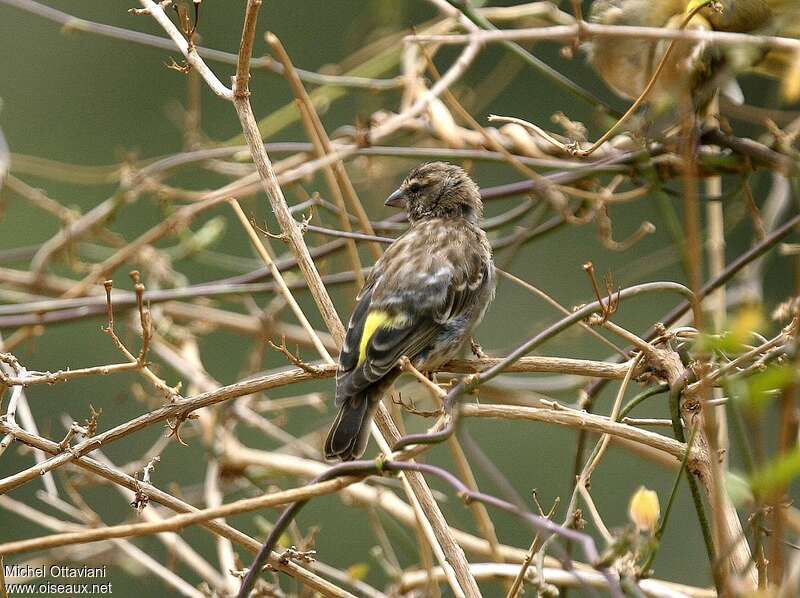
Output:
[358, 310, 408, 365]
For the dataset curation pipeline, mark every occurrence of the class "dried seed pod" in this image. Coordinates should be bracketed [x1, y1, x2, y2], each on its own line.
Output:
[427, 96, 464, 148]
[500, 123, 547, 158]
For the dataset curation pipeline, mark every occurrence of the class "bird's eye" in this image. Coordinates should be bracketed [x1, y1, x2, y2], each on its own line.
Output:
[408, 182, 421, 193]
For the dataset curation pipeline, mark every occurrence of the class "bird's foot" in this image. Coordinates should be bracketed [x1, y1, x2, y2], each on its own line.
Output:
[470, 337, 487, 359]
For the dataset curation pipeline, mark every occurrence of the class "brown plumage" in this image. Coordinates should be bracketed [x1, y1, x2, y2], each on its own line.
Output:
[587, 0, 799, 107]
[324, 162, 495, 461]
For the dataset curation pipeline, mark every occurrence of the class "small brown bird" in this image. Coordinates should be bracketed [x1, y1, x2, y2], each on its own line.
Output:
[587, 0, 800, 107]
[324, 162, 495, 461]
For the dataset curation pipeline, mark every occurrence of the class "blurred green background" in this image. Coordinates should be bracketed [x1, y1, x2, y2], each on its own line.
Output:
[0, 1, 797, 596]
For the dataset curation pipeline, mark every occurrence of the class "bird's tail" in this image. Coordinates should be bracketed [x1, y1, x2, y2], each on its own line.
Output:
[324, 393, 378, 461]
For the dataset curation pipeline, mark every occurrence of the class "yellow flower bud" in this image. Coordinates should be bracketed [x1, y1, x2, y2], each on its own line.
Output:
[628, 486, 660, 533]
[729, 305, 764, 348]
[346, 563, 369, 581]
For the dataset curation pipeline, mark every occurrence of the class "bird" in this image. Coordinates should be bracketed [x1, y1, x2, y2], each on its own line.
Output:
[586, 0, 800, 109]
[324, 162, 495, 461]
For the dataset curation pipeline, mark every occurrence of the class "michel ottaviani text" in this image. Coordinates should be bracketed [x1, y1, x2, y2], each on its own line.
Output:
[4, 564, 108, 578]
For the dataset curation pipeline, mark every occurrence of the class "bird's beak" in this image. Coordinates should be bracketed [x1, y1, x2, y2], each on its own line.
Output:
[384, 188, 406, 209]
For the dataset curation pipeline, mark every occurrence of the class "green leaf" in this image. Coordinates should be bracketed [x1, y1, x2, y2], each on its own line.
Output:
[747, 364, 795, 411]
[726, 363, 796, 413]
[750, 448, 800, 497]
[695, 306, 765, 354]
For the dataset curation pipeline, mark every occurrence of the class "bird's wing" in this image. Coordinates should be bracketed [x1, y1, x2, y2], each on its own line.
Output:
[336, 224, 491, 403]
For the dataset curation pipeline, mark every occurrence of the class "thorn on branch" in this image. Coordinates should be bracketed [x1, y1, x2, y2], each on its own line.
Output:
[268, 336, 323, 375]
[104, 276, 180, 400]
[130, 455, 161, 512]
[583, 262, 620, 326]
[84, 404, 102, 438]
[251, 212, 311, 242]
[131, 455, 161, 514]
[510, 490, 561, 597]
[539, 399, 572, 412]
[533, 491, 560, 520]
[250, 214, 288, 242]
[399, 356, 448, 401]
[165, 57, 192, 74]
[170, 0, 200, 49]
[130, 270, 152, 365]
[103, 278, 131, 354]
[278, 546, 316, 565]
[296, 212, 312, 234]
[58, 421, 89, 452]
[130, 478, 149, 513]
[165, 411, 198, 446]
[391, 392, 442, 417]
[0, 352, 21, 386]
[103, 280, 114, 333]
[142, 455, 160, 484]
[128, 1, 173, 16]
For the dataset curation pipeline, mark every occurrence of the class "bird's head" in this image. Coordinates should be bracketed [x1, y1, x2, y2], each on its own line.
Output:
[384, 162, 482, 224]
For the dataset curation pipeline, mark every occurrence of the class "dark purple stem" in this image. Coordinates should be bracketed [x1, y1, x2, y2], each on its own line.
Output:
[237, 459, 623, 598]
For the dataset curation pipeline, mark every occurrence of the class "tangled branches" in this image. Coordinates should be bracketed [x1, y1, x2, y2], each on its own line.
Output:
[0, 1, 799, 597]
